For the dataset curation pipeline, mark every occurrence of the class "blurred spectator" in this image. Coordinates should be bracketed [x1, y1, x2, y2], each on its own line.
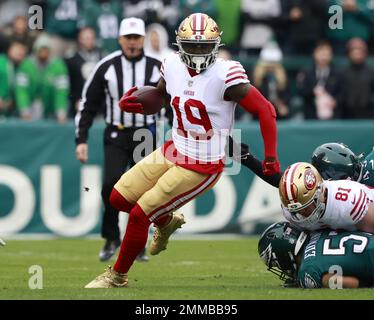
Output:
[279, 0, 328, 55]
[79, 0, 122, 56]
[1, 16, 39, 54]
[327, 0, 374, 55]
[215, 0, 241, 52]
[0, 41, 28, 116]
[340, 38, 374, 118]
[122, 0, 179, 40]
[297, 40, 341, 119]
[144, 23, 173, 60]
[15, 35, 69, 123]
[65, 27, 103, 118]
[0, 32, 8, 54]
[0, 0, 28, 28]
[179, 0, 217, 22]
[44, 0, 81, 57]
[252, 42, 290, 119]
[240, 0, 282, 56]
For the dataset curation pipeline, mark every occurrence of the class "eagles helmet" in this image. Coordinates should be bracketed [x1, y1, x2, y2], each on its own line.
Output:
[311, 142, 363, 182]
[258, 222, 308, 285]
[175, 13, 222, 73]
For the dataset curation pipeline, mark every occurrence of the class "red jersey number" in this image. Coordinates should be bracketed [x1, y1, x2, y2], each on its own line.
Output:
[171, 97, 213, 140]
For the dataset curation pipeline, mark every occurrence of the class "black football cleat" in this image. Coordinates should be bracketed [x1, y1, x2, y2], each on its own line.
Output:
[99, 239, 121, 262]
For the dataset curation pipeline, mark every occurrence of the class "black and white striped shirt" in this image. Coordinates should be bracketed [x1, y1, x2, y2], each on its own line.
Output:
[75, 50, 161, 144]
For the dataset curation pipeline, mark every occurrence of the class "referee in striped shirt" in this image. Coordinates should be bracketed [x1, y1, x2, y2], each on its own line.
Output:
[75, 18, 161, 262]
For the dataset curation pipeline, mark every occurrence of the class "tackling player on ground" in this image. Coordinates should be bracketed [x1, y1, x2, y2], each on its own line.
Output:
[85, 13, 280, 288]
[258, 221, 374, 288]
[279, 162, 374, 232]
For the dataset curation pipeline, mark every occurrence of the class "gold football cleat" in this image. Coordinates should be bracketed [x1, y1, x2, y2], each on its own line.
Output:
[84, 266, 128, 288]
[150, 213, 186, 255]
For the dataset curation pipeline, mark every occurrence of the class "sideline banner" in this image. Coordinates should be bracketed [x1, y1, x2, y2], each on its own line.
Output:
[0, 119, 373, 236]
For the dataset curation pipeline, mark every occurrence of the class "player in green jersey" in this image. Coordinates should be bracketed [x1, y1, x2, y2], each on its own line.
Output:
[258, 221, 374, 288]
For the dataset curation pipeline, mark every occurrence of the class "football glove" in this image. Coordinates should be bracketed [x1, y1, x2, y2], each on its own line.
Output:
[118, 86, 144, 114]
[262, 157, 280, 176]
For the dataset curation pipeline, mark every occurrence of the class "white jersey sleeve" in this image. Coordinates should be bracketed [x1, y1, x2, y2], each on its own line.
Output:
[220, 60, 250, 93]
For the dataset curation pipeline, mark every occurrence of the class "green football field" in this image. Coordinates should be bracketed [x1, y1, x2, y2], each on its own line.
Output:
[0, 237, 374, 300]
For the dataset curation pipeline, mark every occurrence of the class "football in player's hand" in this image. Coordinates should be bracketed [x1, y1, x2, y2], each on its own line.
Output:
[132, 86, 164, 115]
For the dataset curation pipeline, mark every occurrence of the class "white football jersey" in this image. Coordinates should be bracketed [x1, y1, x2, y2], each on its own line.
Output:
[282, 180, 374, 231]
[161, 53, 250, 162]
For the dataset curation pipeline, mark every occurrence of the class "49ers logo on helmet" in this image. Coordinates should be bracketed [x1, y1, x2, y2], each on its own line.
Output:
[304, 169, 317, 190]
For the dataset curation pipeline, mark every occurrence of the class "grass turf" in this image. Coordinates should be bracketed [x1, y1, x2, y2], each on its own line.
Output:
[0, 238, 373, 300]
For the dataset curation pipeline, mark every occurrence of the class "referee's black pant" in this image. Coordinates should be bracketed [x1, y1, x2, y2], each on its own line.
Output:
[101, 124, 156, 241]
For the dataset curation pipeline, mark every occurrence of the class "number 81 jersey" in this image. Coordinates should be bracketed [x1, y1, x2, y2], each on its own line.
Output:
[283, 179, 374, 231]
[160, 53, 249, 163]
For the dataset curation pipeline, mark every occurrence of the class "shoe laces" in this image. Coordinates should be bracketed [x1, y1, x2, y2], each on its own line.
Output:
[153, 227, 161, 241]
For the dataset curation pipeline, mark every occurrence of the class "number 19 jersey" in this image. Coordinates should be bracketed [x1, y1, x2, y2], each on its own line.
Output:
[160, 53, 249, 168]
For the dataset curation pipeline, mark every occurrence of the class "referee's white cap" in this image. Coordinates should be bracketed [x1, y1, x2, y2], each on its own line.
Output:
[119, 17, 146, 37]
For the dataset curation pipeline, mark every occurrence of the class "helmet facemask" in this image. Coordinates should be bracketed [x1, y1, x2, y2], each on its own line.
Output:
[176, 37, 221, 73]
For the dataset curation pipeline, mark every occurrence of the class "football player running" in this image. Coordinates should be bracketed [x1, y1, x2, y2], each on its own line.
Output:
[85, 13, 280, 288]
[258, 221, 374, 288]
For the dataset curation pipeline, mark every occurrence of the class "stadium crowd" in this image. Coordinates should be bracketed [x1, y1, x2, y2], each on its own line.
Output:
[0, 0, 374, 122]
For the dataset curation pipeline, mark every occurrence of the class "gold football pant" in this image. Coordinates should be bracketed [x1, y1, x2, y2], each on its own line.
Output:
[113, 147, 221, 221]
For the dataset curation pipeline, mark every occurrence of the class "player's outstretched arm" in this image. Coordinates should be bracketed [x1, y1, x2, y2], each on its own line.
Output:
[225, 83, 280, 176]
[227, 136, 282, 188]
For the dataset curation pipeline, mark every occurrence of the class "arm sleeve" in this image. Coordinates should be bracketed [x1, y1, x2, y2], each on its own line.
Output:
[241, 154, 282, 187]
[239, 85, 278, 159]
[74, 61, 106, 144]
[227, 136, 281, 187]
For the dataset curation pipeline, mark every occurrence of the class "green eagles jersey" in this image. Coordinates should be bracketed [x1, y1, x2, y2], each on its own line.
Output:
[0, 55, 12, 102]
[298, 229, 374, 288]
[361, 148, 374, 187]
[45, 0, 81, 39]
[15, 57, 69, 116]
[79, 0, 122, 54]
